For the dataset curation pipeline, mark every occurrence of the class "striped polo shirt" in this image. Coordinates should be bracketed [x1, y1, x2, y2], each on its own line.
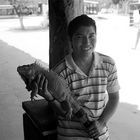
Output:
[53, 52, 120, 140]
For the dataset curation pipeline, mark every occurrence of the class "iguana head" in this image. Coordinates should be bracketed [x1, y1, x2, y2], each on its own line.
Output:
[17, 62, 37, 91]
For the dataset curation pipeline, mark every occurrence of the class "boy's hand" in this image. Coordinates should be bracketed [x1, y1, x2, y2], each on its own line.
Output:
[36, 74, 54, 101]
[88, 120, 105, 139]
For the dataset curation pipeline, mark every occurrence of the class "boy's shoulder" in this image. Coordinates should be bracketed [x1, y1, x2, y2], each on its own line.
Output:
[52, 58, 66, 73]
[97, 52, 115, 65]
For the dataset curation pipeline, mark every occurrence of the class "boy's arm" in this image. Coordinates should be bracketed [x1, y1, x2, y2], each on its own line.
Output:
[87, 91, 119, 139]
[98, 91, 119, 125]
[49, 99, 68, 117]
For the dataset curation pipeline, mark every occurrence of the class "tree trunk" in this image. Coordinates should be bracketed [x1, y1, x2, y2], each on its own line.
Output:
[13, 5, 25, 30]
[19, 16, 25, 30]
[48, 0, 84, 69]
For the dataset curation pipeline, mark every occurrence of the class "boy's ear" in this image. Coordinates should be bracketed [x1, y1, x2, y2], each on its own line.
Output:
[67, 36, 73, 53]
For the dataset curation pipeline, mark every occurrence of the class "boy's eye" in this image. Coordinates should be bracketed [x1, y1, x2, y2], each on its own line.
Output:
[75, 35, 83, 39]
[89, 34, 95, 39]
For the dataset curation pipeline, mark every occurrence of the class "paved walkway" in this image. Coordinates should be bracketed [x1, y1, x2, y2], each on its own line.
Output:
[0, 39, 35, 140]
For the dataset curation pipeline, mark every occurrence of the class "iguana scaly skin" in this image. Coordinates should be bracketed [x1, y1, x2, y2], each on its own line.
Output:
[17, 62, 73, 118]
[17, 62, 99, 140]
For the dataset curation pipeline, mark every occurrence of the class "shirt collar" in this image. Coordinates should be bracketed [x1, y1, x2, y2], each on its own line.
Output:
[93, 51, 102, 67]
[65, 52, 102, 75]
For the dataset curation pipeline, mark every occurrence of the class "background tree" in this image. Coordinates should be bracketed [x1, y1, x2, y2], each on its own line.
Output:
[8, 0, 48, 29]
[98, 0, 133, 15]
[98, 0, 112, 10]
[112, 0, 120, 4]
[118, 0, 132, 14]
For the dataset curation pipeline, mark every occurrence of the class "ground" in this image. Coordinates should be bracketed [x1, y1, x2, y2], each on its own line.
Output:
[0, 13, 140, 140]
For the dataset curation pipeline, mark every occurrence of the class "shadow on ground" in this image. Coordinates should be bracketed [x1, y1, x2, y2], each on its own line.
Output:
[109, 102, 140, 140]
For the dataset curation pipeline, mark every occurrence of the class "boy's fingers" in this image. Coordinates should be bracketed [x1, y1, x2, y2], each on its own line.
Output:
[89, 129, 99, 136]
[38, 75, 45, 91]
[30, 82, 38, 101]
[36, 74, 41, 84]
[44, 78, 48, 90]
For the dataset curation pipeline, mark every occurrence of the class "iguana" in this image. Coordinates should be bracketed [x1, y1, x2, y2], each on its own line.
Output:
[17, 61, 99, 140]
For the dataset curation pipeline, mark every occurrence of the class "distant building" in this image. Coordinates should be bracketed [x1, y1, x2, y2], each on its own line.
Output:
[0, 0, 48, 16]
[0, 5, 15, 16]
[84, 0, 99, 14]
[0, 0, 10, 5]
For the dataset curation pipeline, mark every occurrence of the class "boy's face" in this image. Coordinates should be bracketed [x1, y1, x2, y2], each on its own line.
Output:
[71, 26, 96, 58]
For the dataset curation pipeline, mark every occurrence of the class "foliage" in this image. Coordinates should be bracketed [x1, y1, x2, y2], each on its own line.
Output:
[8, 0, 48, 11]
[98, 0, 113, 9]
[8, 0, 32, 16]
[7, 0, 47, 29]
[112, 0, 120, 4]
[98, 0, 133, 14]
[118, 0, 133, 14]
[8, 0, 48, 16]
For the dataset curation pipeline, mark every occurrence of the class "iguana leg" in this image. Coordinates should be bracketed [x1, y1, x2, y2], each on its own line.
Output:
[30, 82, 38, 101]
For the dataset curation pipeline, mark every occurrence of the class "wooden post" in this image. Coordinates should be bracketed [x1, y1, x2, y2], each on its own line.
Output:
[48, 0, 84, 69]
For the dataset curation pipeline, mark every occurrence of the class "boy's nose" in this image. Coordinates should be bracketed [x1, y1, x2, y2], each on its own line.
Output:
[83, 37, 90, 45]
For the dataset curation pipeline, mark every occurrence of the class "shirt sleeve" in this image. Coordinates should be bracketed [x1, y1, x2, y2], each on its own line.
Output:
[107, 59, 120, 93]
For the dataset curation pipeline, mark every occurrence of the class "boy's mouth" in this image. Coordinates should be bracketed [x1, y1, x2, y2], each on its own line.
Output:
[82, 46, 91, 51]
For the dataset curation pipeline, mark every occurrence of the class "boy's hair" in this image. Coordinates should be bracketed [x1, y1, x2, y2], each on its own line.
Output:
[67, 14, 96, 40]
